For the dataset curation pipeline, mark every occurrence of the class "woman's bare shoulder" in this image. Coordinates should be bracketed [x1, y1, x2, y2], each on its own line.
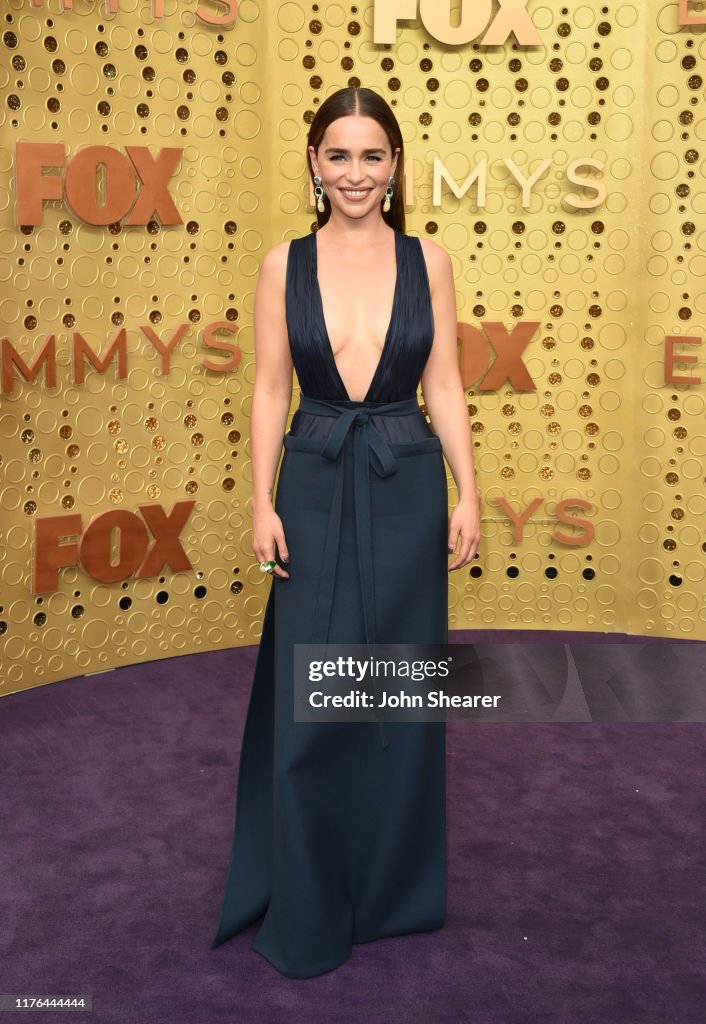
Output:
[417, 235, 453, 292]
[259, 236, 307, 289]
[260, 239, 290, 277]
[417, 235, 451, 267]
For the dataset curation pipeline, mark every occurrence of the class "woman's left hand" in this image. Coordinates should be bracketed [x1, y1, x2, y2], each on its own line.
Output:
[447, 495, 481, 571]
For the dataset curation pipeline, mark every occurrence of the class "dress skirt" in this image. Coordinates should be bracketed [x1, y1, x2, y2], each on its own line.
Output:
[210, 397, 449, 978]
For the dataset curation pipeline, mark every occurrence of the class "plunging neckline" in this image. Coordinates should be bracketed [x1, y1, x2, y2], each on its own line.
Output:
[312, 229, 401, 403]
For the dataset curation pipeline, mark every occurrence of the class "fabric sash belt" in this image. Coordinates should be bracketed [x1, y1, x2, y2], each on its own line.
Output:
[295, 395, 423, 750]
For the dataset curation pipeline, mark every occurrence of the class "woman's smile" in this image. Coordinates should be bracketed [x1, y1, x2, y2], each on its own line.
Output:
[340, 187, 373, 202]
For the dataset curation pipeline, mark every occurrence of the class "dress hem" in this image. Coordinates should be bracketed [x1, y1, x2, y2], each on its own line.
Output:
[246, 916, 447, 980]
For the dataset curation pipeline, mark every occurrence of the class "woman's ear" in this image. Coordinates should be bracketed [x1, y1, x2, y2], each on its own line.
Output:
[308, 145, 319, 177]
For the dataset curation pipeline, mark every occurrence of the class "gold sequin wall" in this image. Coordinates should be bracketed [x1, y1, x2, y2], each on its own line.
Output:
[1, 1, 705, 695]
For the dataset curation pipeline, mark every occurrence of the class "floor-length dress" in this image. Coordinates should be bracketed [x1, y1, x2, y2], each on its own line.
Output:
[210, 228, 449, 978]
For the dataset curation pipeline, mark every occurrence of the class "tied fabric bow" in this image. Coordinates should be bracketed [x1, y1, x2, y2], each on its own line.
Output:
[299, 395, 422, 750]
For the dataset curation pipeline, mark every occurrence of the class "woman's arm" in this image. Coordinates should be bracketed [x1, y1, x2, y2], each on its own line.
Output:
[419, 239, 480, 570]
[249, 242, 294, 578]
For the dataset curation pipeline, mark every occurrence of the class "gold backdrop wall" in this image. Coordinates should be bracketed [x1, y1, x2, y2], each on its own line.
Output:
[1, 1, 705, 696]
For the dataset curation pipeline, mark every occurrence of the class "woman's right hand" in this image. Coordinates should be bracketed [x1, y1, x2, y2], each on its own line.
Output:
[253, 506, 290, 579]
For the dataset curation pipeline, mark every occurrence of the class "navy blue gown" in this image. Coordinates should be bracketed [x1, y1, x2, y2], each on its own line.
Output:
[210, 228, 449, 978]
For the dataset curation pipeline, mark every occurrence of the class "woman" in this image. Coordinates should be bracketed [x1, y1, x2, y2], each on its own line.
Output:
[211, 86, 480, 978]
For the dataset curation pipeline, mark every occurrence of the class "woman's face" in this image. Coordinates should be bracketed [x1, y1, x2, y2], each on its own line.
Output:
[309, 115, 399, 220]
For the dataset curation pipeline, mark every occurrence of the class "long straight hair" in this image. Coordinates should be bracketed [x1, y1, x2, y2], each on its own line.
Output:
[306, 87, 406, 234]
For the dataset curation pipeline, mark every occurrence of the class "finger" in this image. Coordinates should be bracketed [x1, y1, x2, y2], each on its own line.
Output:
[258, 544, 289, 580]
[271, 544, 289, 578]
[460, 535, 481, 568]
[269, 560, 288, 578]
[275, 533, 289, 564]
[274, 536, 290, 579]
[448, 535, 475, 571]
[454, 542, 471, 568]
[448, 549, 465, 570]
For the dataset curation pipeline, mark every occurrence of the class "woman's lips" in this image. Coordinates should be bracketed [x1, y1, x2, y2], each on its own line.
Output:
[340, 188, 372, 202]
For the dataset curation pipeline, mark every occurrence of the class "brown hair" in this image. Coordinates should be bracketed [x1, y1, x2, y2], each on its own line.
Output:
[306, 86, 406, 234]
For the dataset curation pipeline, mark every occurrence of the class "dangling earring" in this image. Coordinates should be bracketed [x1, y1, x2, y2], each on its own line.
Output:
[314, 175, 326, 213]
[383, 175, 394, 213]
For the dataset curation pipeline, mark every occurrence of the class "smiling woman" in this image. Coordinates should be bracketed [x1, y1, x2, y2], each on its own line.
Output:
[209, 85, 480, 980]
[308, 103, 403, 234]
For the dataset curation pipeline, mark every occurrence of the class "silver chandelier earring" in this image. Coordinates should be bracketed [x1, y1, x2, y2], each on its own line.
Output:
[314, 175, 326, 213]
[383, 175, 395, 213]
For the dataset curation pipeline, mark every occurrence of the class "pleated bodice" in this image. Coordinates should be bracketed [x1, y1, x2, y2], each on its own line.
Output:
[284, 228, 436, 442]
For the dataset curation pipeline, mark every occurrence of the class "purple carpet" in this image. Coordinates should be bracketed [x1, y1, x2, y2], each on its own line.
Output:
[2, 630, 705, 1024]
